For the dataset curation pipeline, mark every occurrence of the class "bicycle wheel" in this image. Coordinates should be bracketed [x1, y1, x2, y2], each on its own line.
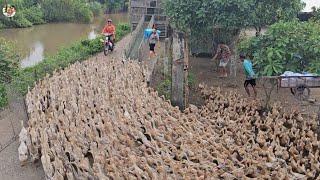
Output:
[291, 84, 310, 101]
[104, 46, 109, 56]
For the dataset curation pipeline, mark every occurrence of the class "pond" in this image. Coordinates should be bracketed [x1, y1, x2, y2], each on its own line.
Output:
[0, 13, 129, 68]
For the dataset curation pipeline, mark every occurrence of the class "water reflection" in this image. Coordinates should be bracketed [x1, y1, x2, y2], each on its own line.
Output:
[21, 41, 44, 68]
[0, 13, 129, 68]
[88, 26, 97, 40]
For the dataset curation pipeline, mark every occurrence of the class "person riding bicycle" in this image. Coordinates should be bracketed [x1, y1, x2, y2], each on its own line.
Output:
[102, 19, 116, 46]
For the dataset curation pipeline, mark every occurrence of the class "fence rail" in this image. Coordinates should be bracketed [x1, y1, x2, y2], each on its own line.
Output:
[124, 16, 145, 59]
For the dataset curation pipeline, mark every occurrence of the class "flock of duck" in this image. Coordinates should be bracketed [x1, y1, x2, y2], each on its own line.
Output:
[18, 56, 320, 179]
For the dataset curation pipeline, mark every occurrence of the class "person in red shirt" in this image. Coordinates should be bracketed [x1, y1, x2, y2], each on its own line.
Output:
[102, 19, 116, 45]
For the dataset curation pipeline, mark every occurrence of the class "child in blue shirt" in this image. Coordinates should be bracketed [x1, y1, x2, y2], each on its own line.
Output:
[240, 54, 257, 98]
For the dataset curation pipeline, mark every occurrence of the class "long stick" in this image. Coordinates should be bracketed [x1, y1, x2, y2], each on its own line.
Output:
[183, 34, 189, 109]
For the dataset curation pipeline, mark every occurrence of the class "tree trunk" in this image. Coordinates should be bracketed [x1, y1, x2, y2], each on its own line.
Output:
[262, 78, 277, 110]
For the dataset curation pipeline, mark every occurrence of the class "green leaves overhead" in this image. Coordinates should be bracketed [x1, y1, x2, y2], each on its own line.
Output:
[165, 0, 304, 31]
[238, 21, 320, 76]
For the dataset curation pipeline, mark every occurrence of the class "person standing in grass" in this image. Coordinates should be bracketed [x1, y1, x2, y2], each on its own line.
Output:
[240, 53, 257, 98]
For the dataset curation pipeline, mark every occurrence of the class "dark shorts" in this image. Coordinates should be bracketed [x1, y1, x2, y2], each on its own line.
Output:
[149, 43, 156, 51]
[244, 79, 256, 87]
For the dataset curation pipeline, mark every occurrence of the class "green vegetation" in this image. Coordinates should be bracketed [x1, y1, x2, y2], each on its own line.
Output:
[88, 1, 103, 17]
[0, 0, 119, 28]
[238, 21, 320, 109]
[165, 0, 304, 58]
[0, 38, 19, 83]
[311, 7, 320, 22]
[0, 38, 19, 108]
[41, 0, 93, 23]
[97, 0, 128, 13]
[0, 84, 7, 108]
[157, 78, 171, 100]
[21, 6, 45, 25]
[165, 0, 303, 34]
[238, 21, 320, 76]
[12, 23, 130, 95]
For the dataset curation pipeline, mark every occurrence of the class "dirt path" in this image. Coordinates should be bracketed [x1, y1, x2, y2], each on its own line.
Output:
[0, 34, 132, 180]
[0, 88, 45, 180]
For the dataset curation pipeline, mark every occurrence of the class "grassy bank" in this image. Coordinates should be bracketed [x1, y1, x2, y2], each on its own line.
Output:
[0, 38, 19, 109]
[0, 0, 105, 29]
[11, 23, 130, 96]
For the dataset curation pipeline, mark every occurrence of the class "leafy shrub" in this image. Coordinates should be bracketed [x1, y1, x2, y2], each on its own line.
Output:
[74, 2, 93, 23]
[42, 0, 93, 23]
[238, 21, 320, 76]
[311, 8, 320, 22]
[188, 72, 196, 87]
[0, 38, 19, 83]
[157, 79, 171, 100]
[1, 12, 32, 28]
[22, 6, 45, 25]
[0, 38, 19, 108]
[115, 23, 130, 40]
[88, 2, 103, 17]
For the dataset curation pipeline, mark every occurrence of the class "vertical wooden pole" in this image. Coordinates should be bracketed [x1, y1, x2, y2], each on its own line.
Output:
[163, 38, 170, 78]
[183, 35, 189, 109]
[171, 31, 184, 110]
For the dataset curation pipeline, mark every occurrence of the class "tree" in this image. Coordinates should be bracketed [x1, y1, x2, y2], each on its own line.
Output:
[249, 0, 304, 36]
[238, 21, 320, 108]
[165, 0, 304, 34]
[238, 21, 320, 76]
[100, 0, 128, 13]
[311, 7, 320, 22]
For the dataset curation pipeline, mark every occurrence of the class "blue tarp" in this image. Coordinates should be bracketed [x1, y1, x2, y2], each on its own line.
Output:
[144, 29, 161, 39]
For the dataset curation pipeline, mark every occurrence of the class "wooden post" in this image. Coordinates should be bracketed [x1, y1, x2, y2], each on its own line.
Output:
[183, 35, 189, 109]
[171, 31, 185, 110]
[163, 38, 170, 78]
